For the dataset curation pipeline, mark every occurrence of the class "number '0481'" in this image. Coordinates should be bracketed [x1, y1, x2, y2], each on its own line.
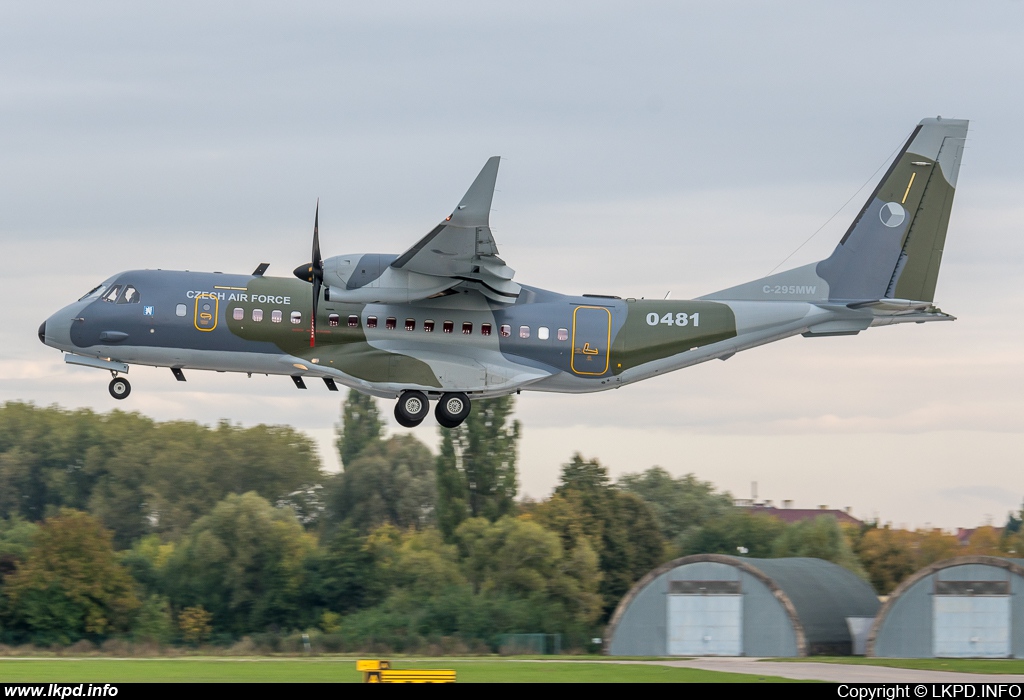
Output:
[646, 312, 700, 327]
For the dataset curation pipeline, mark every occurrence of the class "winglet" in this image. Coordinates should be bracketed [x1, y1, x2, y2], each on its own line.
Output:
[447, 156, 500, 228]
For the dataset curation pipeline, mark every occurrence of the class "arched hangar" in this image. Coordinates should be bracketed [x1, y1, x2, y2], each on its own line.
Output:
[606, 554, 880, 657]
[869, 556, 1024, 658]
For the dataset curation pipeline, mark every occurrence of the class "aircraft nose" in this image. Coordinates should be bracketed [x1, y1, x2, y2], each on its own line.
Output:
[38, 321, 46, 344]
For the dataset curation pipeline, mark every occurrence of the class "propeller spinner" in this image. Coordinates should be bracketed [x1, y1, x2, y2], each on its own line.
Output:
[292, 200, 323, 347]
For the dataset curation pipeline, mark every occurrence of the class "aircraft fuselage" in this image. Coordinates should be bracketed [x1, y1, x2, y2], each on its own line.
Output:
[43, 268, 760, 398]
[39, 117, 968, 427]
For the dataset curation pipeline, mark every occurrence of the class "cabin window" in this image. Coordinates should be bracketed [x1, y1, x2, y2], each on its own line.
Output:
[117, 285, 141, 304]
[366, 316, 377, 328]
[176, 304, 187, 317]
[252, 309, 264, 322]
[424, 320, 435, 332]
[538, 326, 550, 340]
[443, 321, 454, 334]
[271, 310, 283, 323]
[481, 323, 492, 336]
[328, 314, 340, 327]
[462, 322, 473, 335]
[290, 311, 302, 324]
[385, 317, 397, 330]
[102, 285, 123, 303]
[347, 314, 359, 327]
[557, 328, 569, 341]
[232, 308, 244, 321]
[500, 324, 511, 337]
[519, 325, 530, 339]
[405, 318, 416, 331]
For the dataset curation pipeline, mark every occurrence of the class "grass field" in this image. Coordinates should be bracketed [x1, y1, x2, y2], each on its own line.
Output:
[791, 657, 1024, 675]
[0, 658, 800, 683]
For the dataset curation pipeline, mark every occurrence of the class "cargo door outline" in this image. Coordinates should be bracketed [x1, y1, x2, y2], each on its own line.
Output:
[571, 306, 611, 376]
[194, 293, 219, 332]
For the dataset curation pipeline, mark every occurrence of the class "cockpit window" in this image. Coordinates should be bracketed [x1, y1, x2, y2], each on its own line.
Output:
[78, 284, 105, 302]
[79, 276, 117, 302]
[101, 285, 123, 303]
[116, 285, 141, 304]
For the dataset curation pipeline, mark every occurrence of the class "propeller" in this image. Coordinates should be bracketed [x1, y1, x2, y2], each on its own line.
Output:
[292, 200, 323, 347]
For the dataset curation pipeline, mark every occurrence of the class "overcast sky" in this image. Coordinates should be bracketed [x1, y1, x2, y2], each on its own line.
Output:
[2, 1, 1022, 529]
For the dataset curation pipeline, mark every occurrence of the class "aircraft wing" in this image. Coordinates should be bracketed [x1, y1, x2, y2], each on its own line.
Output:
[391, 157, 521, 303]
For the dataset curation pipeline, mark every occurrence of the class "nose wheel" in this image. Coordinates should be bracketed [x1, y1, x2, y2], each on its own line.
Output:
[108, 376, 132, 400]
[435, 392, 471, 428]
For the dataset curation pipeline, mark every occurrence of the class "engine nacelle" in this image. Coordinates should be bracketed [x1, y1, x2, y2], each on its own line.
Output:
[322, 253, 458, 303]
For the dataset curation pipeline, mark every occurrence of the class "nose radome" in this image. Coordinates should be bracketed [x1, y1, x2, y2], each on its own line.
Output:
[38, 321, 46, 344]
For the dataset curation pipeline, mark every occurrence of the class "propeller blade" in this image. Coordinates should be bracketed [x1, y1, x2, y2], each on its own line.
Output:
[310, 276, 321, 348]
[312, 199, 322, 274]
[310, 200, 322, 348]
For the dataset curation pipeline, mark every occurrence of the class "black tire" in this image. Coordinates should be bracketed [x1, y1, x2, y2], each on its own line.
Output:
[435, 392, 471, 428]
[108, 377, 131, 400]
[394, 404, 417, 428]
[395, 390, 429, 427]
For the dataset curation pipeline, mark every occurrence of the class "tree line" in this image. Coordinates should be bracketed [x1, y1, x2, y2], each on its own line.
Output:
[0, 398, 1020, 650]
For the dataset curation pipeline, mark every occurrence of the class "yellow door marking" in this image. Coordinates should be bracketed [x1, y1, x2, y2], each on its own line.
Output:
[901, 171, 917, 204]
[570, 306, 612, 376]
[193, 293, 219, 332]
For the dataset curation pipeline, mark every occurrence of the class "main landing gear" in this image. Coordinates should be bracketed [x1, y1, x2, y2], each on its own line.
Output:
[394, 391, 471, 429]
[108, 376, 131, 400]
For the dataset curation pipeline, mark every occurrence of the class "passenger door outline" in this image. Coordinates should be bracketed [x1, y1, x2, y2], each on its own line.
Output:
[570, 305, 611, 376]
[194, 293, 219, 332]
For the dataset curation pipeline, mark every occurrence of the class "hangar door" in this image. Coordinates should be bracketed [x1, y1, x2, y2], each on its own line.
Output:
[933, 580, 1011, 658]
[668, 580, 742, 656]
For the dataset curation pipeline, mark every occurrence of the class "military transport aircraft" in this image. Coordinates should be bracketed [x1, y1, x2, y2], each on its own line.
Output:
[39, 117, 968, 428]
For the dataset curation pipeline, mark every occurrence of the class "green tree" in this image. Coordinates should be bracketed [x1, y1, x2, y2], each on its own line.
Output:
[324, 435, 436, 533]
[678, 508, 788, 559]
[162, 492, 316, 635]
[455, 516, 602, 624]
[0, 517, 38, 584]
[618, 467, 733, 545]
[133, 420, 322, 544]
[435, 396, 520, 540]
[0, 403, 324, 548]
[855, 525, 918, 595]
[336, 390, 383, 468]
[336, 519, 603, 650]
[365, 524, 465, 597]
[0, 403, 115, 521]
[1004, 503, 1023, 554]
[771, 516, 866, 577]
[535, 455, 666, 618]
[302, 523, 377, 621]
[132, 594, 174, 644]
[3, 510, 139, 645]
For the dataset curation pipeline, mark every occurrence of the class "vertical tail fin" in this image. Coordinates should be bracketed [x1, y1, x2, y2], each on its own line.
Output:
[816, 117, 968, 302]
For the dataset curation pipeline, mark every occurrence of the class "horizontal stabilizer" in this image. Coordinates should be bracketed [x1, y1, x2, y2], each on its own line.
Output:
[847, 298, 933, 312]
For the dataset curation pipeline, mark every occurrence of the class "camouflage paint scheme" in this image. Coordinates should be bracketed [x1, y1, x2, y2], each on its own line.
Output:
[41, 118, 968, 403]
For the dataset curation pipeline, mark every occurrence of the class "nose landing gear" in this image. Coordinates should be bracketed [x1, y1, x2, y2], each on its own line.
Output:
[108, 376, 131, 400]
